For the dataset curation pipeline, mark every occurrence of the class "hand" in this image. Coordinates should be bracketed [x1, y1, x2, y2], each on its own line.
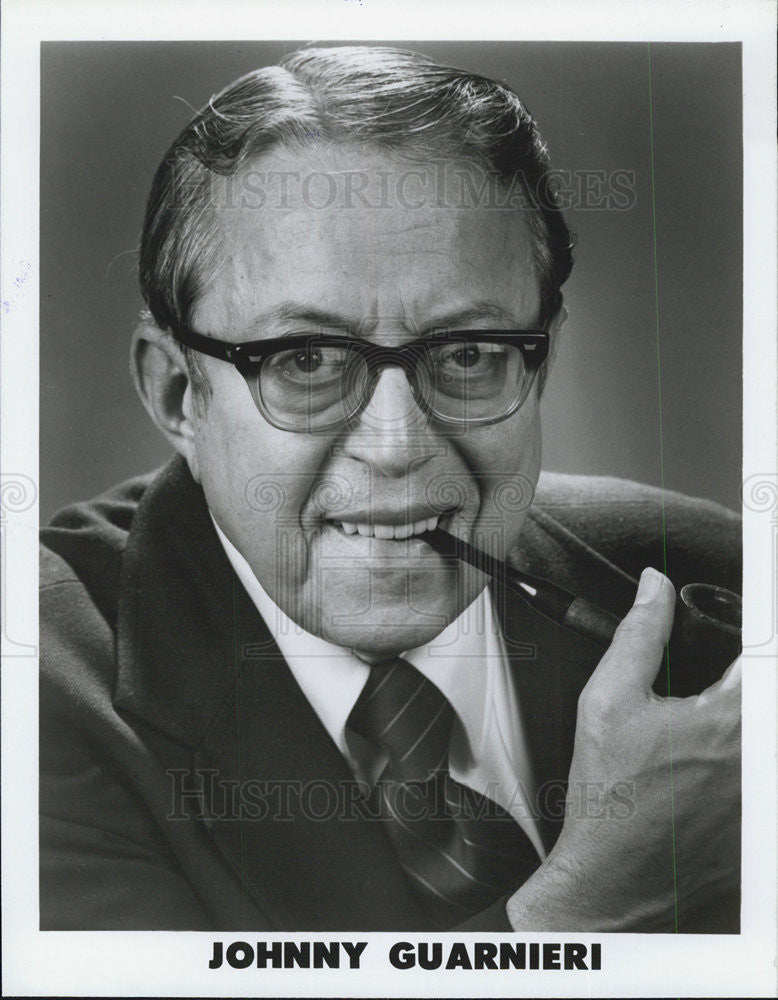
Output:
[506, 567, 741, 931]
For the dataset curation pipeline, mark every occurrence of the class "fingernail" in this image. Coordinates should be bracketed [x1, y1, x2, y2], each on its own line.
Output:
[635, 568, 663, 604]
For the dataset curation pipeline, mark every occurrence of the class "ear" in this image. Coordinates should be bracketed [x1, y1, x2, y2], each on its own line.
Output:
[546, 298, 568, 371]
[130, 318, 202, 482]
[536, 297, 568, 396]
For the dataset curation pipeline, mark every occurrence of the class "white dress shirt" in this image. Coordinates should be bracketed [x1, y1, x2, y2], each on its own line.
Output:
[212, 519, 546, 859]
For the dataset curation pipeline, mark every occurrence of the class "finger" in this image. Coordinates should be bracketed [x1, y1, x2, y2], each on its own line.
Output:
[592, 567, 676, 697]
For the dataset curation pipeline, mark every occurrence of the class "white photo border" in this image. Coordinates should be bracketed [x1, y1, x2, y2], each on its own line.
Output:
[2, 0, 776, 997]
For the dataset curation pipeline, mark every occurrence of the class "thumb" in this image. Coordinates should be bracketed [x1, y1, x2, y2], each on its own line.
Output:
[592, 567, 676, 698]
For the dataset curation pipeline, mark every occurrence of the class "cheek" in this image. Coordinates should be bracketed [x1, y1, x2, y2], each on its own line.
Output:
[461, 403, 541, 481]
[460, 404, 542, 550]
[192, 393, 329, 584]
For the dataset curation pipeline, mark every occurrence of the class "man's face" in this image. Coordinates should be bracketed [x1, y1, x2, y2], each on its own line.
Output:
[186, 144, 546, 658]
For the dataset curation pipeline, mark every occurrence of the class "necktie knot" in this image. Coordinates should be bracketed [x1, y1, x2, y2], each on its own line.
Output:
[347, 658, 454, 782]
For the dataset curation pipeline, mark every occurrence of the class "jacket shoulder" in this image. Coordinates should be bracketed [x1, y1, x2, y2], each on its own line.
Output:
[529, 473, 741, 592]
[40, 468, 161, 629]
[534, 471, 739, 526]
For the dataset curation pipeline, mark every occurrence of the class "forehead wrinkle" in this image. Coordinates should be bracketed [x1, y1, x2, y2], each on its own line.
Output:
[356, 248, 453, 260]
[219, 290, 531, 341]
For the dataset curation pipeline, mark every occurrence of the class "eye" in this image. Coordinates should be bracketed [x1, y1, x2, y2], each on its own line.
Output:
[264, 342, 350, 389]
[433, 341, 505, 375]
[450, 345, 481, 368]
[292, 348, 322, 374]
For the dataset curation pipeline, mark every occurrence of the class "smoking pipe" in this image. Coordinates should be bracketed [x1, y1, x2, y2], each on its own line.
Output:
[421, 527, 741, 696]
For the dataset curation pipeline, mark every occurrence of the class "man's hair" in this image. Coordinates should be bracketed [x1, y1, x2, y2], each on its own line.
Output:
[139, 46, 574, 393]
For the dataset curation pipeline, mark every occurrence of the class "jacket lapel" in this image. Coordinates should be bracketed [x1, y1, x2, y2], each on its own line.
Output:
[114, 457, 425, 929]
[192, 634, 427, 929]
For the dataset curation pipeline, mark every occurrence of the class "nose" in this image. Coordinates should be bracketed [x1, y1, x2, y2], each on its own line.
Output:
[339, 364, 442, 477]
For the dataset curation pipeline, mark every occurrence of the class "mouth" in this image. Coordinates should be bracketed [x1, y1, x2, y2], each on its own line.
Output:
[325, 511, 453, 541]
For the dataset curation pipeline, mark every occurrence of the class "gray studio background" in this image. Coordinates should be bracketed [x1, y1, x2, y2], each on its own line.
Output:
[40, 41, 742, 521]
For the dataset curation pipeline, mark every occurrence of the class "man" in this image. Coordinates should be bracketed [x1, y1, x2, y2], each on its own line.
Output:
[40, 45, 741, 931]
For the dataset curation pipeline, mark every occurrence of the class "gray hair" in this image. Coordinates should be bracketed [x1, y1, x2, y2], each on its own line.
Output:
[139, 46, 574, 394]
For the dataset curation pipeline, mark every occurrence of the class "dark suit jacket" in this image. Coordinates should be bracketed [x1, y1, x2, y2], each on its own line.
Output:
[40, 456, 741, 931]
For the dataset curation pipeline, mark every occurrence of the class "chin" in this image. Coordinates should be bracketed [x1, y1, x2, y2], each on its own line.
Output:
[321, 619, 452, 662]
[297, 563, 467, 654]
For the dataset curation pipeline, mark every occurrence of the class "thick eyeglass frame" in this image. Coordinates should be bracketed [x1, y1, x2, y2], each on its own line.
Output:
[171, 324, 550, 433]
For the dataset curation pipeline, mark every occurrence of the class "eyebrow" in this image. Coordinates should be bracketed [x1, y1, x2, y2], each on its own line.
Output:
[242, 300, 521, 338]
[422, 302, 520, 329]
[243, 303, 354, 335]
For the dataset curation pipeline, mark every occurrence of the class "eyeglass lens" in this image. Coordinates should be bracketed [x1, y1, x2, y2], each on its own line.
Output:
[248, 339, 532, 431]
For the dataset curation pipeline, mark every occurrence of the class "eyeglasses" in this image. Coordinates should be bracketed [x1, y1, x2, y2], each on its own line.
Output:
[172, 325, 549, 433]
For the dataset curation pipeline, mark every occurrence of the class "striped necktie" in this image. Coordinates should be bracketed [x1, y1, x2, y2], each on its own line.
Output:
[346, 657, 540, 927]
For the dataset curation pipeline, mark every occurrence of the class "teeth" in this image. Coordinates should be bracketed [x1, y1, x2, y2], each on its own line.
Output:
[332, 514, 441, 539]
